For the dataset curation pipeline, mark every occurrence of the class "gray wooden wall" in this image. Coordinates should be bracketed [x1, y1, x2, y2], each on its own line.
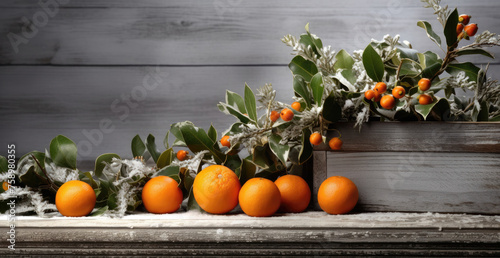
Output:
[1, 0, 499, 166]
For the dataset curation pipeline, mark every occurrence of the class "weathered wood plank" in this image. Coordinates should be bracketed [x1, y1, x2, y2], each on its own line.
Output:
[0, 0, 498, 65]
[314, 122, 500, 153]
[312, 152, 500, 214]
[0, 211, 499, 256]
[0, 65, 294, 162]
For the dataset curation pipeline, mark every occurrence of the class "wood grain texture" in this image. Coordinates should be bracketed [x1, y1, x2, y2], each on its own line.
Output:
[314, 122, 500, 153]
[313, 151, 500, 214]
[0, 0, 499, 65]
[1, 212, 499, 256]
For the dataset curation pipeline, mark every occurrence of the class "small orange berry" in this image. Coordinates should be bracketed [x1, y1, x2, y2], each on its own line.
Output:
[464, 23, 478, 37]
[457, 23, 464, 36]
[270, 110, 280, 122]
[380, 95, 396, 110]
[328, 137, 343, 150]
[374, 82, 387, 94]
[291, 102, 301, 111]
[418, 94, 433, 105]
[176, 150, 188, 161]
[373, 92, 382, 102]
[459, 14, 471, 25]
[309, 132, 323, 146]
[364, 90, 376, 100]
[392, 86, 406, 99]
[418, 78, 431, 91]
[280, 108, 294, 122]
[2, 181, 9, 191]
[220, 135, 231, 148]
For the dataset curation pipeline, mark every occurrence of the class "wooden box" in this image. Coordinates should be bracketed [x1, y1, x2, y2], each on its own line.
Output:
[311, 122, 500, 214]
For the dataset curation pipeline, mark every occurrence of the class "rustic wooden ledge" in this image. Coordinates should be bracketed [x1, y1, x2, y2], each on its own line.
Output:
[2, 211, 500, 256]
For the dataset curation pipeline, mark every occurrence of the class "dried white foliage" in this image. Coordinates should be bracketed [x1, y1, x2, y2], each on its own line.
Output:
[1, 186, 57, 217]
[421, 0, 451, 27]
[447, 72, 476, 91]
[169, 150, 213, 174]
[371, 34, 401, 62]
[280, 106, 323, 143]
[474, 31, 500, 45]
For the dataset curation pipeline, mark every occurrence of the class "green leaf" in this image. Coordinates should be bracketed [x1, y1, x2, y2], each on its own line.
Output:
[226, 90, 247, 114]
[322, 94, 342, 123]
[362, 44, 385, 82]
[82, 171, 99, 189]
[415, 98, 450, 120]
[156, 148, 173, 169]
[170, 121, 225, 164]
[446, 62, 480, 82]
[268, 134, 290, 165]
[397, 47, 419, 62]
[289, 55, 318, 82]
[49, 135, 77, 169]
[94, 153, 120, 179]
[218, 103, 253, 124]
[417, 20, 442, 46]
[131, 135, 146, 158]
[456, 48, 494, 59]
[310, 72, 324, 106]
[333, 49, 355, 70]
[239, 158, 256, 185]
[444, 8, 459, 47]
[293, 75, 312, 108]
[207, 124, 217, 143]
[399, 61, 422, 78]
[298, 129, 313, 165]
[418, 51, 443, 79]
[0, 156, 7, 173]
[155, 165, 181, 183]
[251, 144, 272, 170]
[146, 134, 161, 163]
[300, 24, 323, 56]
[91, 206, 109, 216]
[244, 83, 258, 121]
[477, 101, 489, 121]
[18, 151, 47, 187]
[163, 131, 170, 149]
[186, 187, 201, 211]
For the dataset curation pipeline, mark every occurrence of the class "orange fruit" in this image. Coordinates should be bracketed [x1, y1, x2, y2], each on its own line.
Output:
[270, 110, 280, 122]
[239, 177, 281, 217]
[328, 137, 343, 150]
[2, 181, 9, 191]
[193, 165, 241, 214]
[56, 180, 96, 217]
[309, 132, 323, 146]
[374, 82, 387, 94]
[373, 91, 382, 102]
[280, 108, 294, 122]
[220, 135, 231, 148]
[318, 176, 359, 215]
[176, 150, 188, 161]
[380, 95, 396, 109]
[456, 23, 464, 36]
[418, 94, 433, 105]
[464, 23, 478, 37]
[418, 78, 431, 91]
[275, 175, 310, 213]
[392, 86, 406, 99]
[364, 90, 376, 100]
[291, 102, 301, 111]
[142, 176, 183, 214]
[459, 14, 470, 25]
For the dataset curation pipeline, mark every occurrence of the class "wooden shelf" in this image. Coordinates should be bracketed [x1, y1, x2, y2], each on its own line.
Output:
[2, 211, 499, 256]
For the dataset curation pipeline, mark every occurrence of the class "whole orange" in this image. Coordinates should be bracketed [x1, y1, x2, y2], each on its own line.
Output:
[56, 180, 96, 217]
[418, 94, 433, 105]
[291, 102, 301, 111]
[380, 95, 396, 109]
[309, 132, 323, 146]
[269, 110, 280, 122]
[318, 176, 358, 215]
[275, 175, 310, 213]
[193, 165, 241, 214]
[418, 78, 431, 91]
[142, 176, 183, 214]
[239, 177, 281, 217]
[280, 108, 294, 122]
[374, 82, 387, 94]
[328, 137, 343, 150]
[220, 135, 231, 148]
